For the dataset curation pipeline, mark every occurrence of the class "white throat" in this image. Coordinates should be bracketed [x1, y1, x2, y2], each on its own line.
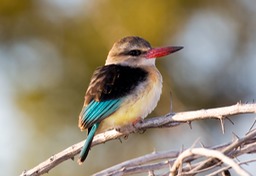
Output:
[105, 57, 156, 67]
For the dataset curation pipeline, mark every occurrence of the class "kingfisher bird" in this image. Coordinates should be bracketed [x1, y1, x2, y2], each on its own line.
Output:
[78, 36, 183, 164]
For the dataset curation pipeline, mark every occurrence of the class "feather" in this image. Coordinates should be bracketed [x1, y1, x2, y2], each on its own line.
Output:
[80, 99, 122, 128]
[78, 64, 148, 130]
[78, 123, 99, 164]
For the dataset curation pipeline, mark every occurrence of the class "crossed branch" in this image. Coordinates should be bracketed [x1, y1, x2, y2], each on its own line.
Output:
[20, 103, 256, 176]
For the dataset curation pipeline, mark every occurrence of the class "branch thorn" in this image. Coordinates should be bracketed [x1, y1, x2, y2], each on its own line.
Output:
[248, 118, 256, 133]
[232, 132, 240, 142]
[199, 141, 205, 148]
[187, 121, 192, 129]
[226, 117, 234, 125]
[220, 117, 225, 134]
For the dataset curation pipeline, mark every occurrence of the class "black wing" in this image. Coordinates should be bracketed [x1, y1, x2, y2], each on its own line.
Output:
[84, 64, 148, 104]
[79, 64, 148, 129]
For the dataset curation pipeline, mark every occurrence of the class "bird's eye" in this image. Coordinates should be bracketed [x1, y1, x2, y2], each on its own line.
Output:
[128, 50, 142, 56]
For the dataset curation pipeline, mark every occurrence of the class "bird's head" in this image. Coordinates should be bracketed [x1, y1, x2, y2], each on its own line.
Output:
[106, 36, 183, 67]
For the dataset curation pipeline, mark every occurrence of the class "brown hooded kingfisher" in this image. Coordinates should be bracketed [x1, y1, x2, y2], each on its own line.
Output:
[78, 36, 183, 164]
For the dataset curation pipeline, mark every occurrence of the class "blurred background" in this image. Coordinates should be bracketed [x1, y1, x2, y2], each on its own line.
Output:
[1, 0, 256, 175]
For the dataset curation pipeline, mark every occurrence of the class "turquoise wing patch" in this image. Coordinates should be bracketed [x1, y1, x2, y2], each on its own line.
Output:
[80, 99, 122, 128]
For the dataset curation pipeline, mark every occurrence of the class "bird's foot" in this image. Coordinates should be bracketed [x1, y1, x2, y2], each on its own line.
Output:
[132, 118, 146, 134]
[132, 117, 143, 126]
[115, 117, 144, 134]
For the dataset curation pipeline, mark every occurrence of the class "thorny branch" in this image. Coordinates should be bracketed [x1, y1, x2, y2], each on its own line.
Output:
[20, 102, 256, 176]
[94, 129, 256, 176]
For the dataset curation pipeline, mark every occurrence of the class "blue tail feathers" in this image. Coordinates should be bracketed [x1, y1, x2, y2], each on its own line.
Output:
[78, 123, 100, 164]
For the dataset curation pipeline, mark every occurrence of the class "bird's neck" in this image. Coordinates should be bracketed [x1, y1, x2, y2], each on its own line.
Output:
[105, 58, 156, 68]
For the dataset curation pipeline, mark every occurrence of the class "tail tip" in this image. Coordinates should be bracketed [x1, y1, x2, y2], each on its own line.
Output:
[77, 158, 84, 165]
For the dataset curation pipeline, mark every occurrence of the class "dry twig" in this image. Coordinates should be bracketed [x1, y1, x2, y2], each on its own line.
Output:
[170, 148, 251, 176]
[94, 129, 256, 176]
[20, 102, 256, 176]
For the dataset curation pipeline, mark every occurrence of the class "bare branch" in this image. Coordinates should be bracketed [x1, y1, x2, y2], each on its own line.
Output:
[170, 148, 251, 176]
[207, 158, 256, 176]
[93, 151, 178, 176]
[95, 130, 256, 176]
[187, 129, 256, 174]
[220, 117, 225, 134]
[171, 102, 256, 121]
[20, 103, 256, 176]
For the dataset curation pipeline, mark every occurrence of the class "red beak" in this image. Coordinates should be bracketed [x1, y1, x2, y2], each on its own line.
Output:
[146, 46, 183, 59]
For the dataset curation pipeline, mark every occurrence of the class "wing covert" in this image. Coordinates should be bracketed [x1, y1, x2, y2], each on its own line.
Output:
[79, 64, 148, 129]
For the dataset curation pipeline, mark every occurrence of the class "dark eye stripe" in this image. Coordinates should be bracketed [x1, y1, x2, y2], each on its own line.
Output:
[127, 50, 142, 56]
